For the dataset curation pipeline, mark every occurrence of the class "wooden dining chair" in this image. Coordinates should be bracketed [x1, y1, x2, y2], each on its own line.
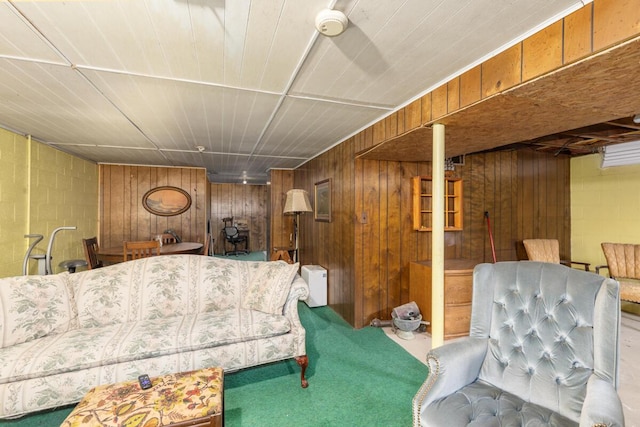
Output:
[123, 240, 161, 262]
[82, 237, 103, 270]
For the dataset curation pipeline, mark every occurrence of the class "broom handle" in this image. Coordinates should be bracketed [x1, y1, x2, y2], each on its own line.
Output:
[484, 211, 497, 263]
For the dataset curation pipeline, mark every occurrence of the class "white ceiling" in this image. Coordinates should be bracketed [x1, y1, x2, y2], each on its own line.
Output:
[0, 0, 590, 183]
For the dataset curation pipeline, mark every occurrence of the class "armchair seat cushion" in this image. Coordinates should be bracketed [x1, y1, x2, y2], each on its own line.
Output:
[424, 380, 576, 427]
[618, 278, 640, 303]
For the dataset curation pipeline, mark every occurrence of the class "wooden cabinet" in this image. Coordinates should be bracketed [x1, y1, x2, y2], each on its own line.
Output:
[412, 176, 463, 231]
[409, 259, 476, 340]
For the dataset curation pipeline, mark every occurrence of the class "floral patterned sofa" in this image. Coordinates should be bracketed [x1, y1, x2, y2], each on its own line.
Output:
[0, 254, 309, 418]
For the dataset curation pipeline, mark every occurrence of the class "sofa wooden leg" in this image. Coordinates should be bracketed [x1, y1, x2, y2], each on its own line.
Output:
[295, 355, 309, 388]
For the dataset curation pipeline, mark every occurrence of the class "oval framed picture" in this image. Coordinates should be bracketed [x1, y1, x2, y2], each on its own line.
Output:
[142, 186, 192, 216]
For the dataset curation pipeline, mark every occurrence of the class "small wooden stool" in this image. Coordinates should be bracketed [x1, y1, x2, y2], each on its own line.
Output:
[61, 367, 224, 427]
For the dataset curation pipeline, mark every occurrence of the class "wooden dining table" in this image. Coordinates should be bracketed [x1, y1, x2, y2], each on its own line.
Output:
[97, 242, 204, 265]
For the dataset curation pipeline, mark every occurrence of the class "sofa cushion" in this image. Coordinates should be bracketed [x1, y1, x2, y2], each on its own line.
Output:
[243, 261, 299, 314]
[0, 309, 290, 385]
[0, 274, 76, 349]
[69, 255, 248, 327]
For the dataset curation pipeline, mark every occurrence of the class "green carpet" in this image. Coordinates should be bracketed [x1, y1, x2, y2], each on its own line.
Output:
[214, 251, 267, 261]
[1, 304, 427, 426]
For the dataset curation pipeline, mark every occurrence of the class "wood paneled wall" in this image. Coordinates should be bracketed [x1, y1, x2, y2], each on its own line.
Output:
[295, 147, 570, 328]
[99, 165, 208, 249]
[516, 150, 571, 258]
[290, 0, 640, 328]
[209, 183, 268, 254]
[295, 140, 356, 324]
[457, 150, 571, 262]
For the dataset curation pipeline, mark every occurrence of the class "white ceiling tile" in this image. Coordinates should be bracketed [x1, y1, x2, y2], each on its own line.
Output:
[52, 145, 169, 166]
[0, 59, 152, 147]
[0, 3, 65, 63]
[0, 0, 595, 183]
[291, 0, 582, 106]
[79, 69, 281, 153]
[257, 97, 388, 157]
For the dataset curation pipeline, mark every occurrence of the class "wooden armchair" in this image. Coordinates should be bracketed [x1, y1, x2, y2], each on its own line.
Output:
[522, 239, 590, 271]
[597, 242, 640, 303]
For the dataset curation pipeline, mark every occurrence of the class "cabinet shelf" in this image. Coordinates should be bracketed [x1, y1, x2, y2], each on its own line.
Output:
[412, 176, 463, 231]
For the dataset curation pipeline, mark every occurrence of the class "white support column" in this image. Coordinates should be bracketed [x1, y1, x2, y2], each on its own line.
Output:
[431, 123, 445, 348]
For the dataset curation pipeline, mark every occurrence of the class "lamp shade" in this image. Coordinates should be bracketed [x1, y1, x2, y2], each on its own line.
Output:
[284, 189, 312, 214]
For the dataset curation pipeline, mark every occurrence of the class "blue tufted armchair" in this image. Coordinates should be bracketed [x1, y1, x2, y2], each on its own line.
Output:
[412, 261, 624, 427]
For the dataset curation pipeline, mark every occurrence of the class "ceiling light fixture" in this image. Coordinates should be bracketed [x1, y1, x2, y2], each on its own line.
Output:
[601, 140, 640, 168]
[315, 9, 348, 37]
[196, 145, 205, 153]
[633, 114, 640, 124]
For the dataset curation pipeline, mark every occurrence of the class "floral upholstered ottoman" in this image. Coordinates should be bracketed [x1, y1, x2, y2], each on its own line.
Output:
[61, 367, 223, 427]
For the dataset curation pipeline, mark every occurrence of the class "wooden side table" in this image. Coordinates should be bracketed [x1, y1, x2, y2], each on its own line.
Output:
[410, 259, 477, 340]
[61, 367, 224, 427]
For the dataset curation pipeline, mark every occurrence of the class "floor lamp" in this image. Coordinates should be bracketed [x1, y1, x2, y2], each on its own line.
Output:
[283, 189, 312, 263]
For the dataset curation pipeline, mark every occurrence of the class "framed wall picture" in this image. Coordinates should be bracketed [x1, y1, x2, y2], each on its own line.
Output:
[142, 186, 192, 216]
[314, 179, 331, 222]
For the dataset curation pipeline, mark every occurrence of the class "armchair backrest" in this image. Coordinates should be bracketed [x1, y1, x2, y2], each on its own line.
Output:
[522, 239, 561, 263]
[470, 262, 620, 423]
[601, 242, 640, 279]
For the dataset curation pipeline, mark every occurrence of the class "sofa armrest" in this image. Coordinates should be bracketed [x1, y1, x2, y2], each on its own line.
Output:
[282, 275, 309, 315]
[290, 274, 310, 300]
[282, 274, 310, 358]
[579, 375, 625, 427]
[413, 337, 487, 412]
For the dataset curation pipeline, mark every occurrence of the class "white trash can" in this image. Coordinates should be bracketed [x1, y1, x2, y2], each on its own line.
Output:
[301, 265, 327, 307]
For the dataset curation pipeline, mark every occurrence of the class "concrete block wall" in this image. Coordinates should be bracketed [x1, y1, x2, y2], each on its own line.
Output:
[571, 154, 640, 270]
[0, 128, 98, 277]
